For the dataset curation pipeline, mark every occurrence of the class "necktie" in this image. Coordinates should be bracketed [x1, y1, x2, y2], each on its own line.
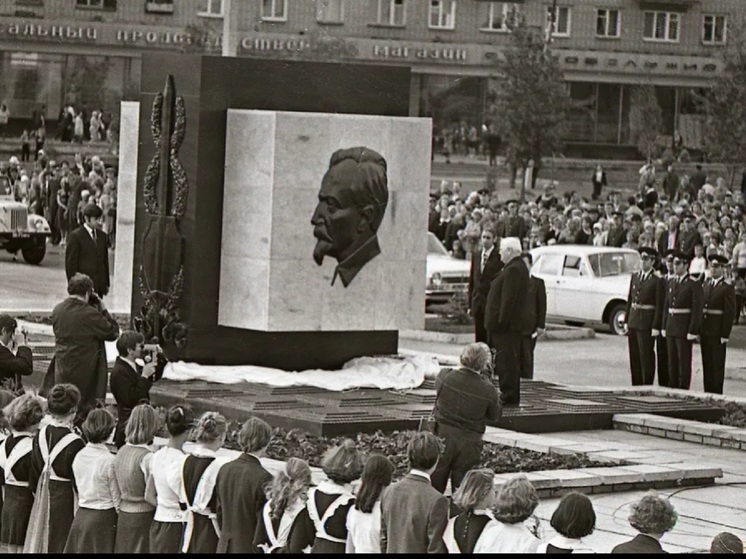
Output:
[91, 229, 97, 243]
[481, 251, 488, 272]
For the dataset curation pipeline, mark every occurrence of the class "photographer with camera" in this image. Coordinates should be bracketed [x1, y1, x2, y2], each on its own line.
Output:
[0, 314, 33, 392]
[430, 342, 502, 494]
[110, 330, 166, 448]
[51, 273, 120, 424]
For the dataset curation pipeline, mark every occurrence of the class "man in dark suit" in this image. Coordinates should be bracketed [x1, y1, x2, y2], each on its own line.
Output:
[662, 251, 703, 390]
[216, 418, 273, 553]
[520, 252, 546, 380]
[690, 164, 708, 191]
[468, 226, 503, 343]
[380, 432, 449, 554]
[496, 200, 527, 239]
[109, 330, 164, 448]
[0, 314, 33, 391]
[625, 247, 665, 386]
[700, 254, 736, 394]
[484, 237, 529, 406]
[52, 273, 120, 423]
[65, 203, 110, 297]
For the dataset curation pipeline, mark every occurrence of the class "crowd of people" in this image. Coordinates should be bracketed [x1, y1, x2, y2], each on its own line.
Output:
[1, 153, 117, 249]
[0, 380, 737, 553]
[434, 161, 746, 396]
[431, 163, 746, 281]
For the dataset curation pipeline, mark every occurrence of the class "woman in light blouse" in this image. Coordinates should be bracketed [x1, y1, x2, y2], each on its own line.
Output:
[64, 409, 120, 553]
[145, 405, 195, 553]
[473, 475, 541, 554]
[113, 404, 158, 553]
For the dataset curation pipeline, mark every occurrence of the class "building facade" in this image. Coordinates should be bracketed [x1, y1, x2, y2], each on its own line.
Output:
[0, 0, 740, 153]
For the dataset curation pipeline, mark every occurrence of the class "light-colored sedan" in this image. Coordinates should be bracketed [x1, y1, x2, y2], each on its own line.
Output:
[529, 245, 641, 335]
[426, 232, 471, 305]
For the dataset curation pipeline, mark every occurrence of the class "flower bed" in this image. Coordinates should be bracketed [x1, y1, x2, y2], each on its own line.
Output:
[228, 426, 606, 478]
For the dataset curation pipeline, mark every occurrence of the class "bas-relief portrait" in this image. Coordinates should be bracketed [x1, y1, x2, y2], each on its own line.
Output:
[311, 147, 389, 288]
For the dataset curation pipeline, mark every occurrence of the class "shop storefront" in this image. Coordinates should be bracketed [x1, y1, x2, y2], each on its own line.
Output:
[0, 18, 220, 132]
[0, 20, 725, 155]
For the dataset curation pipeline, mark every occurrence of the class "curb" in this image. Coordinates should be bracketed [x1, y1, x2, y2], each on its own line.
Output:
[400, 324, 595, 344]
[614, 413, 746, 451]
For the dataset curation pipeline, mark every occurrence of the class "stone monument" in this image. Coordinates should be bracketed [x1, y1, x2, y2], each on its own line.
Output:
[131, 54, 428, 370]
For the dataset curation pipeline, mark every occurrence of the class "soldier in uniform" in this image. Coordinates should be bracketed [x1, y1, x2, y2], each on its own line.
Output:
[655, 252, 674, 387]
[662, 251, 703, 390]
[700, 254, 736, 394]
[625, 247, 665, 385]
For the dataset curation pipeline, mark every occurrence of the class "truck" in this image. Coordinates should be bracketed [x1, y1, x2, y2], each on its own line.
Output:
[0, 174, 51, 265]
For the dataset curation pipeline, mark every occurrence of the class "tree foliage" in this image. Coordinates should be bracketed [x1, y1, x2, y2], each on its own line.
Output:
[488, 20, 570, 199]
[629, 85, 663, 160]
[697, 16, 746, 168]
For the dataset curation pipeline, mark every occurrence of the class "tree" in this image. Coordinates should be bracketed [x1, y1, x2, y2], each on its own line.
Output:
[488, 20, 570, 201]
[697, 16, 746, 181]
[65, 57, 112, 111]
[629, 85, 663, 160]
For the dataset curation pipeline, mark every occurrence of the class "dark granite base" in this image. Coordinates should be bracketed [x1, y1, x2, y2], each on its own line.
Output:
[148, 378, 726, 436]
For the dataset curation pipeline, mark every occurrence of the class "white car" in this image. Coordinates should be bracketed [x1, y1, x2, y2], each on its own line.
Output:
[529, 245, 641, 335]
[426, 232, 471, 305]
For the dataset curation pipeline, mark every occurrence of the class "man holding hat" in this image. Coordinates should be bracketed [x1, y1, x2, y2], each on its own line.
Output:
[484, 237, 529, 406]
[700, 254, 736, 394]
[662, 251, 703, 390]
[625, 247, 665, 385]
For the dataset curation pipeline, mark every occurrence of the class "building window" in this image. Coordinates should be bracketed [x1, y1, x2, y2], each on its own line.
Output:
[262, 0, 287, 21]
[317, 0, 344, 23]
[76, 0, 117, 9]
[703, 14, 726, 45]
[373, 0, 405, 26]
[643, 11, 680, 42]
[198, 0, 223, 17]
[145, 0, 174, 14]
[429, 0, 455, 30]
[482, 2, 519, 32]
[546, 5, 571, 37]
[596, 8, 620, 38]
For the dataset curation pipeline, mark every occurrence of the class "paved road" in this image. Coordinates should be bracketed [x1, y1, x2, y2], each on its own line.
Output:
[401, 332, 746, 397]
[0, 243, 126, 313]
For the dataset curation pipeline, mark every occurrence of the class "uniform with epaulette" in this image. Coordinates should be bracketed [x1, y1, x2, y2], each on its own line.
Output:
[625, 247, 665, 385]
[662, 251, 703, 390]
[700, 254, 736, 394]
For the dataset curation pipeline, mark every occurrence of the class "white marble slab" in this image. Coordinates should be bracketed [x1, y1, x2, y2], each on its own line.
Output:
[111, 101, 139, 314]
[218, 110, 431, 332]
